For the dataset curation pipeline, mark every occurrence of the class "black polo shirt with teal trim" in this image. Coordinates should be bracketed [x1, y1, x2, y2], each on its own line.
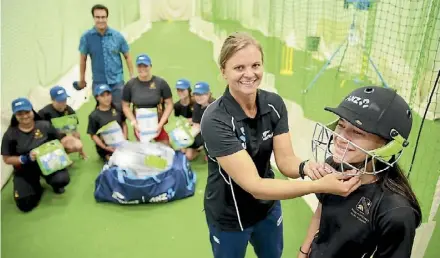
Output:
[200, 87, 289, 231]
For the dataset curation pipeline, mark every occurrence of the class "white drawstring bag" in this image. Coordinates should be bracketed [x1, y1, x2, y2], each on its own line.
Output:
[97, 120, 126, 148]
[108, 141, 175, 177]
[136, 108, 158, 143]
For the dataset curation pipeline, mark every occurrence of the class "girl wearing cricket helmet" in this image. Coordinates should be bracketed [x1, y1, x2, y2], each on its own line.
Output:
[299, 86, 421, 258]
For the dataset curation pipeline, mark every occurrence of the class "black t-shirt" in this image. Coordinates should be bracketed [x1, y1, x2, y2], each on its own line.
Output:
[122, 76, 172, 109]
[1, 120, 63, 172]
[87, 107, 125, 154]
[38, 104, 76, 121]
[192, 100, 215, 124]
[200, 87, 289, 231]
[174, 101, 193, 119]
[87, 107, 125, 136]
[310, 183, 420, 258]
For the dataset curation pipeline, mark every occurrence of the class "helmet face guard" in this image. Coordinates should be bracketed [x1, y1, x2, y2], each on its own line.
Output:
[311, 120, 407, 176]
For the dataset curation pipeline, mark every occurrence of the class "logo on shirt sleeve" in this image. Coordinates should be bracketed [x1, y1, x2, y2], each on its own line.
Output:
[239, 127, 246, 149]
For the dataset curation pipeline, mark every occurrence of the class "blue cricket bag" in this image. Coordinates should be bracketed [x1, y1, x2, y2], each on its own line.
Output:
[94, 151, 197, 204]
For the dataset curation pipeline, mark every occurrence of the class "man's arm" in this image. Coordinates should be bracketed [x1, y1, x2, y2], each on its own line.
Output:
[78, 34, 88, 89]
[120, 34, 134, 78]
[123, 52, 134, 79]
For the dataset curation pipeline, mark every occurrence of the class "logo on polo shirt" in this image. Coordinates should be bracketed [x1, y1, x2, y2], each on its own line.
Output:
[262, 130, 273, 141]
[350, 196, 372, 224]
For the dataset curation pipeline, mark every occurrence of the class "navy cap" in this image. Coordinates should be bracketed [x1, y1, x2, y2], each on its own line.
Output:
[11, 97, 33, 114]
[50, 85, 70, 102]
[325, 86, 412, 141]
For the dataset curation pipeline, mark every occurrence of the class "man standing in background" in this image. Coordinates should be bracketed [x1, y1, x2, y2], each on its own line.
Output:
[78, 4, 134, 110]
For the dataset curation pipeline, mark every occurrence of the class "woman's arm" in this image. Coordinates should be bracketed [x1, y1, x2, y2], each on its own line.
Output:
[122, 121, 128, 139]
[122, 101, 136, 124]
[298, 203, 322, 257]
[217, 151, 359, 200]
[273, 132, 303, 179]
[158, 98, 174, 127]
[3, 156, 25, 166]
[3, 153, 37, 167]
[91, 135, 114, 153]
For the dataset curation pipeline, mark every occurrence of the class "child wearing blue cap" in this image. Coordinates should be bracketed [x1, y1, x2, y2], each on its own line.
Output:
[38, 85, 87, 159]
[173, 79, 195, 121]
[87, 84, 127, 161]
[1, 97, 71, 212]
[185, 81, 215, 161]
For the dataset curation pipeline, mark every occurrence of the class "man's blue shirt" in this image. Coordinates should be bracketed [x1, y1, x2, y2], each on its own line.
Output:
[79, 27, 129, 84]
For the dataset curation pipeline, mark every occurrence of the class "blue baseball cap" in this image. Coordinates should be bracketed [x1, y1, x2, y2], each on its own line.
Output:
[136, 54, 152, 66]
[50, 85, 70, 102]
[176, 79, 191, 90]
[11, 97, 33, 114]
[193, 82, 210, 95]
[94, 84, 112, 96]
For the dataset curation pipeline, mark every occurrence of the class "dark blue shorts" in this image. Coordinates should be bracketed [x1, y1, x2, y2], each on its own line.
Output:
[207, 201, 283, 258]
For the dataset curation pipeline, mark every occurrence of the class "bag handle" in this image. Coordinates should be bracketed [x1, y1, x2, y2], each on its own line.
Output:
[116, 167, 162, 184]
[182, 156, 197, 190]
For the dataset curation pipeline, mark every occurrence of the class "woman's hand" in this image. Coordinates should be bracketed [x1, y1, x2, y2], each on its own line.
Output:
[131, 120, 140, 133]
[315, 172, 361, 197]
[156, 123, 163, 136]
[304, 160, 335, 180]
[29, 151, 37, 161]
[105, 146, 116, 153]
[297, 252, 308, 258]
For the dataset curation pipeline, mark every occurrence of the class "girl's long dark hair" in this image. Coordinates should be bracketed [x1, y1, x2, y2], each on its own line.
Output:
[10, 109, 42, 127]
[376, 157, 422, 226]
[95, 96, 118, 111]
[187, 88, 196, 107]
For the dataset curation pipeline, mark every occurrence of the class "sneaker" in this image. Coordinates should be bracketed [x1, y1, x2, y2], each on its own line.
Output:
[54, 187, 65, 194]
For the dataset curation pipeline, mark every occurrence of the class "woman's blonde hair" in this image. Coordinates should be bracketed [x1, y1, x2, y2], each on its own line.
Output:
[218, 32, 264, 69]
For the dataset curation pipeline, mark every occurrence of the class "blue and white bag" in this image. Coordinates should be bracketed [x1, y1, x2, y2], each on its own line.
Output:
[94, 151, 197, 204]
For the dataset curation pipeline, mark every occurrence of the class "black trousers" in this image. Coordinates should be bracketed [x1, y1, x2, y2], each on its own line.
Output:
[13, 167, 70, 212]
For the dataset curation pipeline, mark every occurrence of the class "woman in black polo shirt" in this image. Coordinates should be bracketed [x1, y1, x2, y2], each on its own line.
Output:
[200, 32, 362, 258]
[298, 86, 421, 258]
[1, 97, 70, 212]
[122, 54, 173, 145]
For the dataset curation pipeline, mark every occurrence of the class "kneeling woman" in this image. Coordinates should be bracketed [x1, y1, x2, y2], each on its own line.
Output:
[299, 86, 422, 258]
[185, 82, 215, 161]
[1, 98, 71, 212]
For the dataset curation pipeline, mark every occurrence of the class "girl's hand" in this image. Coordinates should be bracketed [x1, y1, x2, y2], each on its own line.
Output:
[30, 151, 37, 161]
